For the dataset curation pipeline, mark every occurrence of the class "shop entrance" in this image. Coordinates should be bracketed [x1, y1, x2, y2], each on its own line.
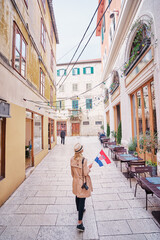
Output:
[114, 103, 121, 132]
[25, 111, 33, 169]
[57, 121, 67, 136]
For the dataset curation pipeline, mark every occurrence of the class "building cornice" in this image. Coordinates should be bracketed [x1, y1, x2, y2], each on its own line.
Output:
[57, 59, 101, 67]
[102, 0, 142, 82]
[47, 0, 59, 44]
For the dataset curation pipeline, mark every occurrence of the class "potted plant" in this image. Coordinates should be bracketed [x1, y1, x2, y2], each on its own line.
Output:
[146, 159, 157, 177]
[107, 123, 110, 137]
[128, 138, 137, 154]
[139, 132, 160, 176]
[117, 122, 122, 144]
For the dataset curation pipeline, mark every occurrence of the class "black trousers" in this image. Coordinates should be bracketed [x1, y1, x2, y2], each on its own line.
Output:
[61, 137, 65, 144]
[75, 196, 86, 221]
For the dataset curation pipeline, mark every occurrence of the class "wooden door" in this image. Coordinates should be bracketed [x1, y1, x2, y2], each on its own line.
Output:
[72, 123, 80, 136]
[57, 121, 67, 136]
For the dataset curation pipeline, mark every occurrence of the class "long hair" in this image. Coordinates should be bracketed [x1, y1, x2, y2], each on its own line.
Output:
[74, 150, 83, 162]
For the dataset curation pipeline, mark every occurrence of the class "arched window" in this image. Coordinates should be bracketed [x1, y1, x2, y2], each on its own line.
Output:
[130, 23, 151, 59]
[109, 70, 119, 95]
[124, 21, 151, 76]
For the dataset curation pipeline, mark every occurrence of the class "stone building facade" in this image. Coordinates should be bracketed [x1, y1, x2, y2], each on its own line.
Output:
[96, 0, 160, 175]
[56, 59, 104, 136]
[0, 0, 58, 205]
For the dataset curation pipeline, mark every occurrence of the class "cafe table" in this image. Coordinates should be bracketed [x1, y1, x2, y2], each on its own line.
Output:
[117, 153, 144, 172]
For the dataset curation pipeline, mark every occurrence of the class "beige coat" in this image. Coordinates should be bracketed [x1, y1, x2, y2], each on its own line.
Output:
[70, 155, 93, 198]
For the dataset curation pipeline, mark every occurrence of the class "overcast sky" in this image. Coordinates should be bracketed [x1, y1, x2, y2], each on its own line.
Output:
[52, 0, 101, 64]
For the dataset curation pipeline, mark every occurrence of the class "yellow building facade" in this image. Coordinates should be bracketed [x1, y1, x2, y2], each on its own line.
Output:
[0, 0, 59, 206]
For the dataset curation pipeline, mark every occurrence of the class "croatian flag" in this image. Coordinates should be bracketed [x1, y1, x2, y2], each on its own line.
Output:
[95, 150, 111, 167]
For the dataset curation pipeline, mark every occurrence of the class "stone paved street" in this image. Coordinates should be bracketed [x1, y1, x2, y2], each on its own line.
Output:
[0, 136, 160, 240]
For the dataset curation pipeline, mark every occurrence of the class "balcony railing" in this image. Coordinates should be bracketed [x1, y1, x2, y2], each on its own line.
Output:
[104, 96, 109, 104]
[109, 82, 119, 95]
[68, 109, 82, 121]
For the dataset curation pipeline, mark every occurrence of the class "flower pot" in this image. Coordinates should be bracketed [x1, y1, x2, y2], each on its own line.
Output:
[128, 150, 134, 154]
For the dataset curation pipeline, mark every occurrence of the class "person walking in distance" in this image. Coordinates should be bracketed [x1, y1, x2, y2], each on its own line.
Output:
[60, 129, 65, 144]
[70, 143, 93, 231]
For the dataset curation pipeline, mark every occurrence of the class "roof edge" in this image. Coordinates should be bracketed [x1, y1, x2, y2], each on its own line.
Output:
[47, 0, 59, 44]
[57, 58, 101, 66]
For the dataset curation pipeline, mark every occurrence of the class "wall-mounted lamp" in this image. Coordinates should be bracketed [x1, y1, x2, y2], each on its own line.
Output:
[110, 10, 119, 18]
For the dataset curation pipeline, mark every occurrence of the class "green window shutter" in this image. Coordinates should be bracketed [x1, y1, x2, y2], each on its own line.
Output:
[78, 68, 80, 75]
[90, 99, 92, 109]
[83, 68, 86, 74]
[101, 27, 104, 44]
[64, 69, 66, 76]
[57, 70, 60, 76]
[72, 100, 78, 109]
[86, 99, 92, 109]
[62, 100, 65, 110]
[72, 69, 75, 75]
[91, 67, 94, 74]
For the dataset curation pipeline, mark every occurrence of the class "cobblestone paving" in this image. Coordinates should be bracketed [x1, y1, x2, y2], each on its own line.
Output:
[0, 136, 160, 240]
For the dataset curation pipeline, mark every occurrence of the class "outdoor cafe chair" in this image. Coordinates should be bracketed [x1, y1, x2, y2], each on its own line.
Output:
[112, 148, 127, 167]
[134, 166, 153, 210]
[126, 161, 146, 188]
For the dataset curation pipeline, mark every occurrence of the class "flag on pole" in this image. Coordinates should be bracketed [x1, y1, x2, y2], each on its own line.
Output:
[94, 149, 111, 167]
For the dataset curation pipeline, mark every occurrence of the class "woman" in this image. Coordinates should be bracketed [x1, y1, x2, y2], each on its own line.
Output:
[70, 143, 93, 231]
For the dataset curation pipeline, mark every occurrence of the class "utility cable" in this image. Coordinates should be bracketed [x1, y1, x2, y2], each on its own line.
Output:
[58, 0, 112, 89]
[56, 0, 103, 86]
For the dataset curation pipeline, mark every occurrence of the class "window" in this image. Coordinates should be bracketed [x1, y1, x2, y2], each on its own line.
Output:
[41, 0, 45, 12]
[57, 69, 66, 77]
[59, 85, 64, 92]
[86, 83, 92, 91]
[101, 15, 105, 44]
[86, 99, 92, 109]
[101, 27, 104, 44]
[72, 100, 78, 115]
[0, 118, 5, 180]
[108, 0, 112, 4]
[24, 0, 28, 8]
[34, 114, 42, 154]
[72, 68, 80, 75]
[51, 50, 54, 71]
[131, 81, 157, 150]
[13, 22, 27, 77]
[56, 100, 65, 110]
[83, 67, 94, 74]
[73, 84, 78, 91]
[95, 121, 102, 125]
[83, 121, 89, 125]
[50, 86, 53, 105]
[41, 19, 46, 50]
[40, 69, 45, 96]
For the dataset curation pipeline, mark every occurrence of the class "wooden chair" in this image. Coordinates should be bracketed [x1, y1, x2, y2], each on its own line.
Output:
[126, 161, 145, 188]
[113, 148, 127, 167]
[134, 166, 153, 210]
